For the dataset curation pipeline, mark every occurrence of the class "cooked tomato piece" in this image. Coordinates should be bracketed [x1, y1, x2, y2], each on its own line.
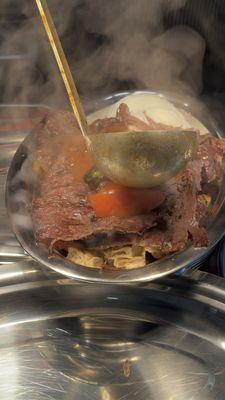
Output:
[88, 182, 165, 218]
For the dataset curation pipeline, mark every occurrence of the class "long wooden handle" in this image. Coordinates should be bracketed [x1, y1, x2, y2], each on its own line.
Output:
[35, 0, 89, 137]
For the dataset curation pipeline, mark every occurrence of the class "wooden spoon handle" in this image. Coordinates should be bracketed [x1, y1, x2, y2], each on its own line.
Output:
[35, 0, 89, 136]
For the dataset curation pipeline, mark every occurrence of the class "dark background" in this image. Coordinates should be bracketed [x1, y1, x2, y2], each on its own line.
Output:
[1, 1, 225, 108]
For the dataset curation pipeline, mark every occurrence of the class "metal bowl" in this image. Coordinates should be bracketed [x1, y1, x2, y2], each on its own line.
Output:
[0, 270, 225, 399]
[5, 90, 225, 283]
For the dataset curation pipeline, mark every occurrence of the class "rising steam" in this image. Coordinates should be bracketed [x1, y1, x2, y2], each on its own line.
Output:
[0, 0, 207, 109]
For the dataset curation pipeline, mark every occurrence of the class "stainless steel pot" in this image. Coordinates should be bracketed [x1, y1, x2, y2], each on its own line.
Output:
[0, 267, 224, 399]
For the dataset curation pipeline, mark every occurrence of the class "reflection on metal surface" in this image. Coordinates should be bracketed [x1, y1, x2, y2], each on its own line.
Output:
[0, 272, 224, 398]
[0, 259, 57, 286]
[0, 105, 49, 266]
[218, 237, 225, 277]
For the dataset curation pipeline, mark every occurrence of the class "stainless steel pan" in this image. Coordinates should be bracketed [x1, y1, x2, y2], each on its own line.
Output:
[6, 91, 225, 283]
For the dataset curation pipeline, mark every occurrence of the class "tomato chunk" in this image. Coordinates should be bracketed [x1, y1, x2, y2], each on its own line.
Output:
[88, 183, 165, 218]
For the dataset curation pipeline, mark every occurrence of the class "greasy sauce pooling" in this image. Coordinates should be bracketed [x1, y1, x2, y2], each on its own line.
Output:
[61, 134, 93, 182]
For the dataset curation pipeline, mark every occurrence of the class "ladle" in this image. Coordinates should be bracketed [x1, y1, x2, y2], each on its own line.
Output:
[35, 0, 197, 188]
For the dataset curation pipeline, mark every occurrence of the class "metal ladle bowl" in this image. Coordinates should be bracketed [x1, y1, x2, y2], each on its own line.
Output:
[89, 129, 197, 188]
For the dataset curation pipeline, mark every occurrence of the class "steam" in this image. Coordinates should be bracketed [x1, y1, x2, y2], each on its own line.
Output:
[0, 2, 67, 108]
[0, 0, 206, 110]
[4, 0, 218, 268]
[70, 0, 205, 97]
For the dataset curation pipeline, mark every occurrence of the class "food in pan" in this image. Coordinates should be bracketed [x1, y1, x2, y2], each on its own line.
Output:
[31, 97, 225, 270]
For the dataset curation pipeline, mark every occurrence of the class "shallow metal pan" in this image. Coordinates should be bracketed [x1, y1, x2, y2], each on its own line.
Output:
[6, 91, 225, 283]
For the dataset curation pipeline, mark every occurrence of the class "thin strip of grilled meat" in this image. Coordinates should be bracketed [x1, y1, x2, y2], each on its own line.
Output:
[31, 105, 225, 263]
